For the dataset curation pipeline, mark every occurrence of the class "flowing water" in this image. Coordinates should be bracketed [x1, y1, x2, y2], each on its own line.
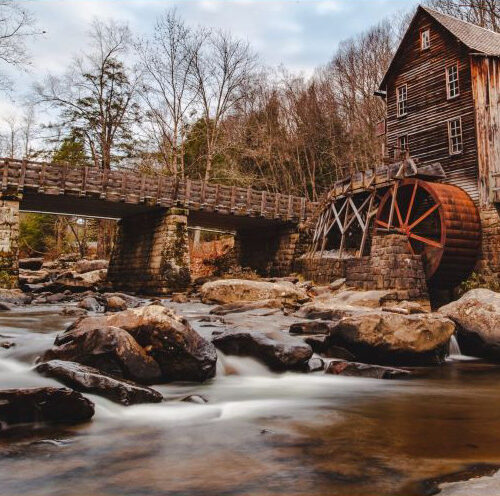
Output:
[1, 303, 500, 496]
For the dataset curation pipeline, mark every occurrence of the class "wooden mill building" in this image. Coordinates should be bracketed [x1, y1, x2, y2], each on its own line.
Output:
[377, 5, 500, 284]
[307, 5, 500, 290]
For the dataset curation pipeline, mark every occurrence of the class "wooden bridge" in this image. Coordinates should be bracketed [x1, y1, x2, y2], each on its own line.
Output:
[1, 158, 315, 229]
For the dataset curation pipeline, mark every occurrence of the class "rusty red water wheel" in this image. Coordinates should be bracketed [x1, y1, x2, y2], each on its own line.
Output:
[375, 179, 481, 289]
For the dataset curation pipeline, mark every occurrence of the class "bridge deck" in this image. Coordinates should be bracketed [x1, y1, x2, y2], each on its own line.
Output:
[1, 158, 316, 223]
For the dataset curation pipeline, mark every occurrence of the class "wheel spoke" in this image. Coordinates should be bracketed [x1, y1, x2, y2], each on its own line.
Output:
[394, 197, 404, 227]
[409, 232, 443, 249]
[405, 181, 418, 226]
[375, 219, 389, 228]
[408, 202, 441, 230]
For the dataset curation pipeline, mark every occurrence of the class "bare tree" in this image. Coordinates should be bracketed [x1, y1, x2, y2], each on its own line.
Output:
[137, 9, 200, 177]
[36, 19, 140, 170]
[193, 29, 257, 181]
[0, 0, 37, 89]
[428, 0, 500, 31]
[0, 104, 38, 158]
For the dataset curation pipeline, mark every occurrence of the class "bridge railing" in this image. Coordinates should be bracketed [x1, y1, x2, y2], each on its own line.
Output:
[1, 158, 316, 222]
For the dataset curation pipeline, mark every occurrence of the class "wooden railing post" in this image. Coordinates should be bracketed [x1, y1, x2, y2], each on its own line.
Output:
[230, 186, 236, 212]
[18, 159, 27, 192]
[260, 191, 267, 216]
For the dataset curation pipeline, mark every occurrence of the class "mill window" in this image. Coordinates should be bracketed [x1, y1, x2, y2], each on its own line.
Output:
[397, 85, 407, 117]
[398, 135, 409, 158]
[421, 29, 430, 50]
[446, 63, 460, 99]
[448, 118, 463, 155]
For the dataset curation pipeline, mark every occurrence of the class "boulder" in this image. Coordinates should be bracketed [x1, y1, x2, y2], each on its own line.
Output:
[171, 293, 189, 304]
[439, 289, 500, 360]
[106, 295, 127, 312]
[200, 279, 309, 305]
[305, 357, 325, 372]
[0, 387, 94, 428]
[51, 269, 107, 292]
[19, 257, 44, 271]
[325, 360, 410, 379]
[52, 305, 217, 383]
[43, 326, 162, 384]
[0, 289, 31, 306]
[327, 311, 455, 365]
[79, 296, 105, 312]
[36, 360, 163, 405]
[73, 259, 108, 274]
[212, 329, 312, 370]
[329, 278, 347, 291]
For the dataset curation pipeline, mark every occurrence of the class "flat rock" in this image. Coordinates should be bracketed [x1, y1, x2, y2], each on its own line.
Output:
[439, 289, 500, 360]
[212, 329, 312, 371]
[0, 387, 94, 428]
[0, 289, 31, 305]
[210, 299, 282, 315]
[289, 320, 334, 335]
[19, 257, 44, 270]
[36, 360, 163, 405]
[325, 359, 410, 379]
[73, 259, 108, 274]
[327, 311, 455, 365]
[200, 279, 309, 305]
[79, 296, 105, 312]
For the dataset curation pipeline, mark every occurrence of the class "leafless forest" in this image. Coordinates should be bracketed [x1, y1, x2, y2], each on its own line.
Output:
[0, 0, 498, 256]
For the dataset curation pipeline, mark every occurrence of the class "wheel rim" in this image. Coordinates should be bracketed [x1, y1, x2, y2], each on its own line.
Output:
[375, 179, 481, 288]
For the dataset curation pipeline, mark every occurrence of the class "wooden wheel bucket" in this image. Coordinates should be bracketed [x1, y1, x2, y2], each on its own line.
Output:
[375, 179, 481, 288]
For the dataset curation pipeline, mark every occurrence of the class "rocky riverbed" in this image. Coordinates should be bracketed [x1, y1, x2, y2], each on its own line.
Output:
[1, 257, 500, 495]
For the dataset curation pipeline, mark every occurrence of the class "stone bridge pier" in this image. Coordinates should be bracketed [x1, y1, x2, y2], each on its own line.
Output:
[0, 196, 20, 289]
[108, 208, 191, 294]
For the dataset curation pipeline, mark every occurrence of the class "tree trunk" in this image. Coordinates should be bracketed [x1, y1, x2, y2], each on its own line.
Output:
[96, 219, 116, 259]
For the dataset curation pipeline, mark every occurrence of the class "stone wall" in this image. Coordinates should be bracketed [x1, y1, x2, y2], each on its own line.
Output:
[0, 198, 19, 289]
[475, 206, 500, 286]
[295, 234, 429, 300]
[236, 226, 309, 277]
[108, 208, 190, 294]
[293, 258, 345, 283]
[345, 234, 428, 300]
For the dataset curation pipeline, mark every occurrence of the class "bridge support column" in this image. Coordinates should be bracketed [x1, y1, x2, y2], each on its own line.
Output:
[0, 197, 20, 289]
[108, 208, 190, 294]
[235, 225, 308, 277]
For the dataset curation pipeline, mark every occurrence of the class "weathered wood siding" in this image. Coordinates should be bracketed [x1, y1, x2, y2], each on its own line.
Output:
[383, 12, 479, 202]
[471, 56, 500, 206]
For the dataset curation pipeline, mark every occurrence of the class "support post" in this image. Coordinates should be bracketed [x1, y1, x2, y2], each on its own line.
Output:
[0, 196, 20, 289]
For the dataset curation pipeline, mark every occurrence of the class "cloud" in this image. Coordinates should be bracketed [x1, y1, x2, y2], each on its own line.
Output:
[316, 1, 342, 14]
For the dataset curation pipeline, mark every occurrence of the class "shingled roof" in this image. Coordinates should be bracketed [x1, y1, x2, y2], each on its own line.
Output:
[422, 6, 500, 56]
[379, 5, 500, 89]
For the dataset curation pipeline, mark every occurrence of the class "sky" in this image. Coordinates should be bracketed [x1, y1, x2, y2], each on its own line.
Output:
[1, 0, 417, 128]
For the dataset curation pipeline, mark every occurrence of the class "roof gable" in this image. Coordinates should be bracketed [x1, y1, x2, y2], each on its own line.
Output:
[379, 5, 500, 90]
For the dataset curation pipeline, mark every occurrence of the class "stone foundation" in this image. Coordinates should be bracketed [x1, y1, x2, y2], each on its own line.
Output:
[0, 198, 19, 289]
[295, 234, 429, 300]
[293, 258, 345, 283]
[475, 206, 500, 286]
[108, 208, 190, 294]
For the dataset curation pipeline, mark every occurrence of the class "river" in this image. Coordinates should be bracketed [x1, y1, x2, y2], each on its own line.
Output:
[1, 302, 500, 496]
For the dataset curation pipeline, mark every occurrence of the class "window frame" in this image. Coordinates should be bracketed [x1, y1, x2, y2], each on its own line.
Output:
[448, 117, 463, 155]
[420, 29, 430, 51]
[396, 84, 408, 117]
[397, 135, 409, 159]
[446, 62, 460, 100]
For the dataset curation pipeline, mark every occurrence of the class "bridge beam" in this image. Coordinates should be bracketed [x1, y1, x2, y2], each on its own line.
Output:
[0, 196, 20, 289]
[108, 207, 190, 294]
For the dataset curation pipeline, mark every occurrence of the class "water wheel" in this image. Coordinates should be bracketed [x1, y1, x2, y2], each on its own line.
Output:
[375, 179, 481, 288]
